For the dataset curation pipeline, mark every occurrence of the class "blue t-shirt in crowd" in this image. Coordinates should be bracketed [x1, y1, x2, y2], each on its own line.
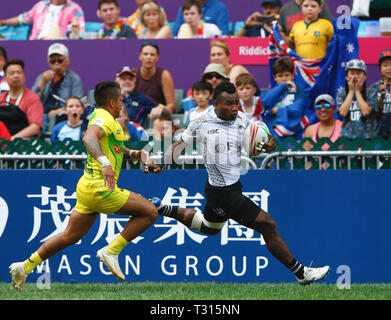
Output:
[123, 92, 158, 126]
[172, 0, 230, 36]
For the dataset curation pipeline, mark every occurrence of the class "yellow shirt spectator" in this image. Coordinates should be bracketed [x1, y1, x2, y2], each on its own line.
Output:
[289, 18, 334, 60]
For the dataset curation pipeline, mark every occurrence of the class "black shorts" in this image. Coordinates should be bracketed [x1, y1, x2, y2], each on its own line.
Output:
[203, 180, 260, 226]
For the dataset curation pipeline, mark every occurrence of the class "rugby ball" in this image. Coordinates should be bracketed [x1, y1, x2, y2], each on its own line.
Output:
[242, 121, 270, 156]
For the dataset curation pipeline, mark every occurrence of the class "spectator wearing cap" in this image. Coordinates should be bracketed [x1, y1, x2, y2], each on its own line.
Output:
[235, 0, 282, 38]
[0, 59, 44, 139]
[172, 0, 230, 37]
[181, 63, 229, 112]
[115, 66, 159, 127]
[337, 59, 378, 140]
[201, 63, 229, 91]
[135, 42, 176, 114]
[32, 42, 85, 132]
[368, 49, 391, 140]
[0, 46, 9, 93]
[278, 0, 333, 38]
[97, 0, 137, 39]
[303, 94, 342, 151]
[0, 0, 85, 40]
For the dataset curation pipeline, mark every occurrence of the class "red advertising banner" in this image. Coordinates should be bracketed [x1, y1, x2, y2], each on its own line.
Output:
[211, 37, 391, 66]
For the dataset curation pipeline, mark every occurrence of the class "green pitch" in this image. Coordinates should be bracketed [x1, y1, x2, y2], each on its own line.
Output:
[0, 282, 390, 300]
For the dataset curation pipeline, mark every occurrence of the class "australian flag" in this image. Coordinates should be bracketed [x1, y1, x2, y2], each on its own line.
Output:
[269, 16, 361, 126]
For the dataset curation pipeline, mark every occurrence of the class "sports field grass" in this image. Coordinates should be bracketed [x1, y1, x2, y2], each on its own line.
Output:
[1, 282, 390, 300]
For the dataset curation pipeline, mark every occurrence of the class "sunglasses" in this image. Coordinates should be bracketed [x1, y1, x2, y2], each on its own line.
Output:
[204, 73, 224, 80]
[140, 41, 159, 54]
[49, 58, 65, 64]
[315, 103, 332, 110]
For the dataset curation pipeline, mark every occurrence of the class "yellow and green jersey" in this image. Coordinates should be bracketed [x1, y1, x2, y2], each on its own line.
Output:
[289, 18, 333, 60]
[84, 108, 125, 182]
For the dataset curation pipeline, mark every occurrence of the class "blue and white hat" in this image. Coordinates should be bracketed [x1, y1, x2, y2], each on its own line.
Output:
[345, 59, 367, 73]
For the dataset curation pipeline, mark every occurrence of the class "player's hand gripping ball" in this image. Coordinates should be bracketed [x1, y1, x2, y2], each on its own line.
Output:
[242, 121, 271, 156]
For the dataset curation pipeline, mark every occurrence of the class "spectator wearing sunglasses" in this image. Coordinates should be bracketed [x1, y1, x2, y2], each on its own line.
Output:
[32, 43, 85, 133]
[303, 94, 341, 151]
[337, 59, 378, 140]
[182, 63, 229, 113]
[135, 41, 176, 116]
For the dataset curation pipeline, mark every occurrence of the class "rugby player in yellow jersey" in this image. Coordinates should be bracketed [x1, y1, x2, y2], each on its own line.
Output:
[287, 0, 333, 60]
[9, 81, 162, 290]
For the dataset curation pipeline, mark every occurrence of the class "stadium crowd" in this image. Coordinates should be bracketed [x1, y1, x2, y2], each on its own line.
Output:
[0, 0, 391, 154]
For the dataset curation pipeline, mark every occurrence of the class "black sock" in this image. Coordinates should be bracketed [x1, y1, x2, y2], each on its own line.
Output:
[158, 205, 178, 218]
[288, 258, 305, 279]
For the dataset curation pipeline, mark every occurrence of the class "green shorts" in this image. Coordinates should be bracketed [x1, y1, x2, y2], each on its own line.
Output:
[74, 175, 130, 215]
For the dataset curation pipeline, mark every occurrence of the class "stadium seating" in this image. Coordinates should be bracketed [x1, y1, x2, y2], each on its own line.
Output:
[174, 88, 184, 113]
[233, 21, 244, 35]
[0, 25, 30, 40]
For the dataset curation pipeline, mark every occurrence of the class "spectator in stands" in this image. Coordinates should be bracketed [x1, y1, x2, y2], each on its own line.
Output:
[181, 63, 229, 113]
[32, 43, 85, 132]
[287, 0, 333, 60]
[115, 66, 159, 127]
[153, 108, 183, 141]
[117, 107, 149, 142]
[50, 96, 85, 143]
[278, 0, 333, 39]
[138, 1, 172, 39]
[0, 59, 44, 139]
[97, 0, 137, 39]
[337, 59, 378, 140]
[303, 94, 342, 151]
[186, 81, 213, 126]
[0, 46, 9, 93]
[235, 0, 282, 38]
[261, 57, 306, 141]
[201, 62, 229, 91]
[172, 0, 230, 37]
[368, 49, 391, 140]
[125, 0, 148, 36]
[177, 0, 222, 39]
[235, 73, 264, 122]
[0, 0, 86, 40]
[210, 40, 251, 87]
[135, 41, 176, 114]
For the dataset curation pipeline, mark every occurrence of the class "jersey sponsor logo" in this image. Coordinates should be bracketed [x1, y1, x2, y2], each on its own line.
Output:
[113, 144, 121, 153]
[93, 118, 104, 126]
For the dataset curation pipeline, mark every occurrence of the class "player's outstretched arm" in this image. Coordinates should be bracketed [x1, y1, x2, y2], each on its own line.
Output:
[124, 147, 162, 174]
[83, 125, 115, 190]
[155, 139, 188, 172]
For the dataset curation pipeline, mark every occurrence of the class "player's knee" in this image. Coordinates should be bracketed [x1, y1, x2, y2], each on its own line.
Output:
[191, 210, 225, 235]
[145, 205, 158, 223]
